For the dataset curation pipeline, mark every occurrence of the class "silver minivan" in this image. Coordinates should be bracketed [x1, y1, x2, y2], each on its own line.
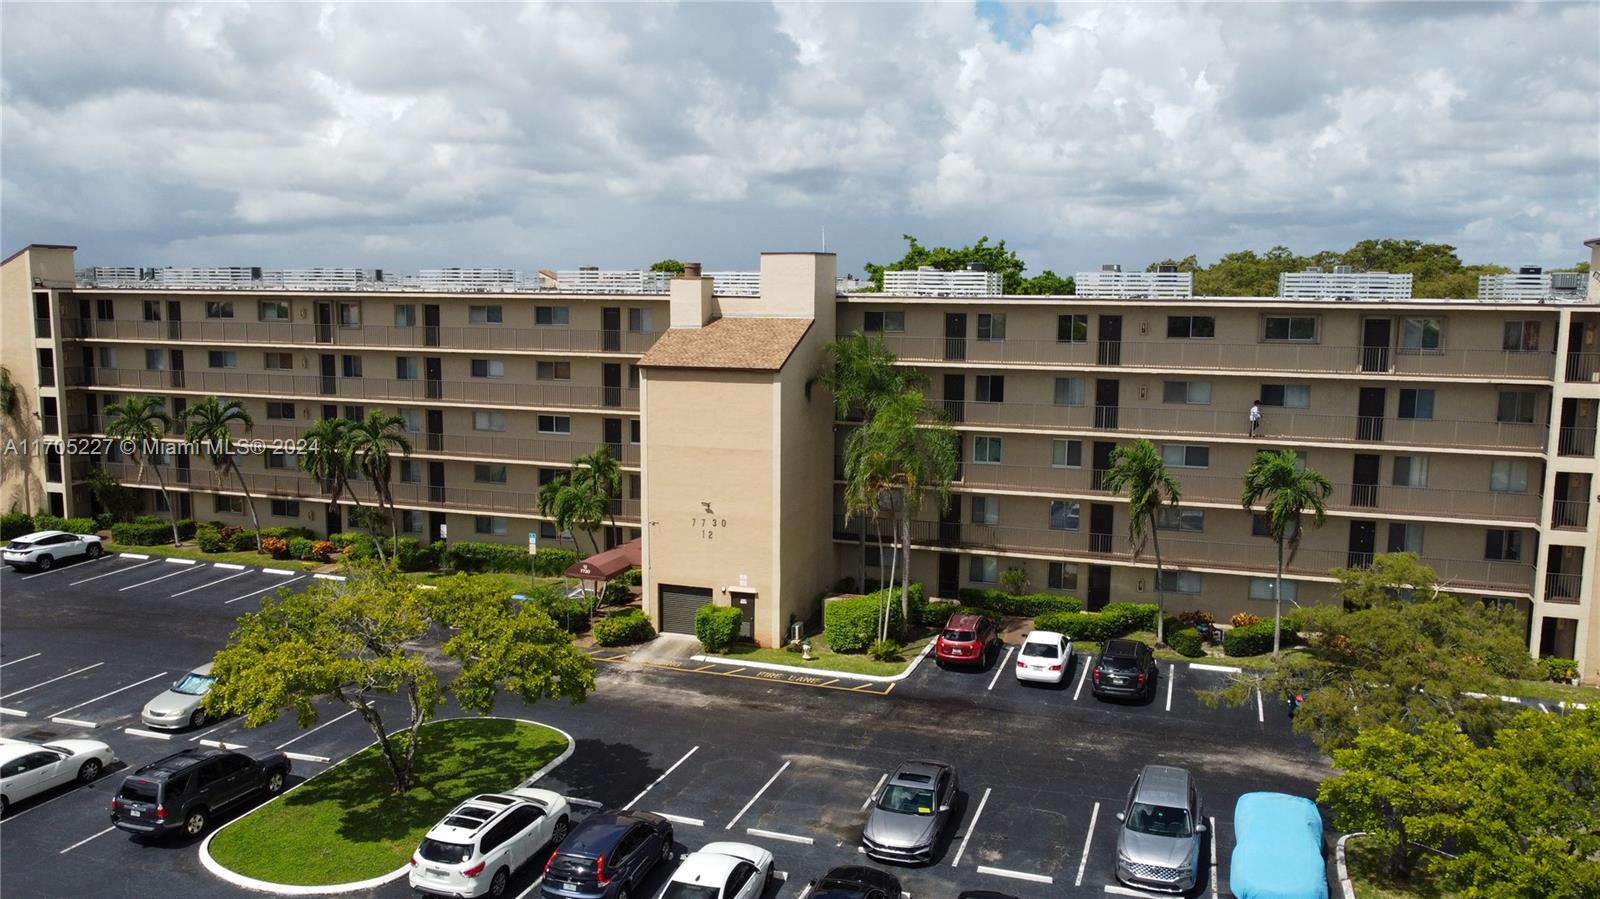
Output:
[1114, 765, 1206, 893]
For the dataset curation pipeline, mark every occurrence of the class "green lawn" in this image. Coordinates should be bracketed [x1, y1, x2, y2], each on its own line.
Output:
[1345, 838, 1454, 899]
[403, 571, 573, 595]
[713, 634, 934, 677]
[1504, 678, 1600, 706]
[105, 541, 322, 571]
[207, 718, 569, 885]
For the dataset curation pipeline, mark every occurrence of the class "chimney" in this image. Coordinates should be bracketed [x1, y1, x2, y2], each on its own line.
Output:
[681, 261, 702, 279]
[670, 262, 714, 328]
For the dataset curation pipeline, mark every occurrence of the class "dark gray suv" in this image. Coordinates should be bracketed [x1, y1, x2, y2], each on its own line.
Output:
[110, 747, 290, 838]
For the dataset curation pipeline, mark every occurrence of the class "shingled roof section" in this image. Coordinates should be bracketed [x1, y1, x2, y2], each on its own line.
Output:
[637, 317, 813, 371]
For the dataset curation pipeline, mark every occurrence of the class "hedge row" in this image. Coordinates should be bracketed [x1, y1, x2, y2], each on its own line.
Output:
[696, 604, 743, 653]
[595, 610, 655, 647]
[1033, 603, 1160, 642]
[439, 541, 577, 576]
[19, 513, 98, 536]
[955, 588, 1083, 618]
[824, 591, 906, 653]
[110, 520, 176, 545]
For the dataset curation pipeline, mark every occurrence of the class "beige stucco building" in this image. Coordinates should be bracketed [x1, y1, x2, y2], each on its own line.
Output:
[3, 241, 1597, 682]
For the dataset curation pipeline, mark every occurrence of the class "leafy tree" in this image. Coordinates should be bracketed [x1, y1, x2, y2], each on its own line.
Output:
[103, 395, 180, 545]
[1015, 270, 1075, 295]
[865, 234, 1029, 294]
[180, 397, 263, 552]
[347, 410, 412, 555]
[1147, 239, 1513, 298]
[537, 446, 621, 573]
[205, 564, 595, 794]
[1101, 438, 1183, 644]
[85, 466, 140, 523]
[1240, 450, 1331, 657]
[999, 567, 1030, 596]
[297, 417, 377, 556]
[648, 259, 685, 275]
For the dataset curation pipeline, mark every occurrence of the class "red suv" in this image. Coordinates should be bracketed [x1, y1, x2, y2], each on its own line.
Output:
[936, 614, 999, 668]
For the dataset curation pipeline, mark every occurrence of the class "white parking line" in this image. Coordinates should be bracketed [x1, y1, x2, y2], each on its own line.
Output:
[171, 570, 248, 597]
[0, 652, 42, 668]
[623, 745, 699, 811]
[0, 708, 27, 717]
[276, 707, 361, 749]
[119, 564, 208, 591]
[47, 671, 169, 718]
[69, 559, 159, 585]
[1105, 886, 1172, 898]
[163, 557, 199, 566]
[1189, 663, 1242, 674]
[1255, 687, 1264, 723]
[118, 553, 151, 560]
[567, 798, 603, 809]
[1075, 800, 1100, 886]
[1209, 815, 1218, 899]
[860, 772, 888, 812]
[212, 562, 246, 571]
[746, 827, 812, 844]
[977, 865, 1052, 885]
[512, 875, 547, 899]
[50, 717, 98, 728]
[224, 575, 306, 603]
[59, 826, 116, 854]
[1166, 664, 1175, 712]
[1, 663, 105, 699]
[987, 647, 1014, 691]
[283, 751, 331, 764]
[951, 786, 991, 867]
[796, 886, 812, 899]
[1073, 655, 1091, 701]
[655, 813, 705, 827]
[200, 738, 248, 750]
[21, 556, 113, 580]
[724, 759, 790, 830]
[123, 727, 174, 740]
[313, 573, 347, 581]
[262, 567, 295, 576]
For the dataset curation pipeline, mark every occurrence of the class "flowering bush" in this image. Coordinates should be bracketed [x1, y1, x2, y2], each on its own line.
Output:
[261, 537, 289, 559]
[311, 540, 339, 563]
[1231, 612, 1263, 628]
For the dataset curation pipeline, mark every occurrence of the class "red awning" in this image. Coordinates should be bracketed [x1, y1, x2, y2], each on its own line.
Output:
[564, 538, 642, 581]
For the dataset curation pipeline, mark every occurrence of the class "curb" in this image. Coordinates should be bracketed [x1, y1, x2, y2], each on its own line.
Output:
[1335, 831, 1364, 899]
[198, 716, 575, 896]
[691, 637, 936, 684]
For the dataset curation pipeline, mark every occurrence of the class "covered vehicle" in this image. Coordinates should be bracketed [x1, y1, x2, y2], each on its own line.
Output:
[1228, 792, 1328, 899]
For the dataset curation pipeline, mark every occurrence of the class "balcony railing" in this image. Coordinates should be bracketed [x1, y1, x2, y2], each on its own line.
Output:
[1565, 352, 1600, 382]
[1551, 500, 1591, 530]
[1558, 427, 1597, 457]
[66, 367, 640, 412]
[60, 319, 662, 355]
[1544, 572, 1583, 604]
[872, 335, 1556, 380]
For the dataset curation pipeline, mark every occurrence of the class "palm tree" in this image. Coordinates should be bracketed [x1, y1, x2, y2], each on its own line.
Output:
[1241, 450, 1333, 657]
[537, 471, 607, 556]
[1100, 438, 1183, 645]
[571, 447, 622, 540]
[103, 395, 180, 545]
[347, 410, 412, 557]
[298, 417, 374, 555]
[179, 397, 262, 552]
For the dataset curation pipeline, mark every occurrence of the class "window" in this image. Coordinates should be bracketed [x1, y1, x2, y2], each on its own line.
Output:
[863, 310, 905, 333]
[970, 556, 999, 584]
[474, 464, 508, 484]
[396, 357, 419, 380]
[539, 521, 559, 539]
[1157, 507, 1205, 532]
[1249, 578, 1297, 602]
[337, 302, 361, 328]
[394, 304, 416, 327]
[398, 408, 420, 432]
[471, 359, 505, 379]
[474, 515, 507, 535]
[1503, 321, 1540, 352]
[1398, 388, 1435, 420]
[264, 352, 293, 370]
[93, 298, 114, 320]
[1157, 570, 1202, 594]
[1049, 500, 1081, 531]
[1052, 439, 1082, 468]
[538, 415, 571, 434]
[1400, 317, 1442, 352]
[208, 350, 237, 369]
[1263, 315, 1316, 342]
[399, 460, 422, 484]
[270, 499, 301, 518]
[258, 300, 289, 322]
[214, 494, 243, 514]
[535, 306, 569, 326]
[474, 411, 506, 432]
[536, 361, 570, 381]
[977, 313, 1006, 341]
[1489, 460, 1529, 493]
[628, 308, 657, 333]
[401, 510, 422, 534]
[1496, 391, 1537, 424]
[1387, 523, 1424, 554]
[1057, 314, 1088, 343]
[630, 419, 641, 444]
[1260, 384, 1310, 408]
[205, 300, 234, 319]
[144, 349, 165, 371]
[142, 300, 161, 321]
[1484, 529, 1523, 562]
[341, 355, 362, 378]
[266, 402, 295, 420]
[1251, 512, 1272, 537]
[1392, 455, 1428, 488]
[468, 305, 503, 324]
[266, 451, 290, 470]
[1166, 316, 1215, 339]
[1048, 562, 1078, 590]
[970, 495, 999, 525]
[1162, 381, 1211, 405]
[1161, 444, 1209, 468]
[975, 375, 1005, 403]
[343, 405, 366, 421]
[97, 346, 115, 368]
[1053, 377, 1084, 406]
[973, 435, 1002, 464]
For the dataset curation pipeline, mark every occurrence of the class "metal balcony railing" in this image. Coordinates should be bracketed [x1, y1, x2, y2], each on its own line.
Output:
[1565, 352, 1600, 382]
[59, 319, 663, 355]
[1558, 427, 1597, 457]
[1544, 572, 1583, 603]
[1550, 501, 1591, 530]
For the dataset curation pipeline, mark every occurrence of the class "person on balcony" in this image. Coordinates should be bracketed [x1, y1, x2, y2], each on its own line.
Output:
[1248, 400, 1262, 437]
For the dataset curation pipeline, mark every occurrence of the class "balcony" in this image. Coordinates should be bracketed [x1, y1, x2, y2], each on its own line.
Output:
[60, 319, 662, 355]
[66, 367, 640, 412]
[1551, 500, 1592, 531]
[1566, 351, 1600, 382]
[1544, 572, 1583, 604]
[1558, 426, 1597, 457]
[873, 335, 1556, 380]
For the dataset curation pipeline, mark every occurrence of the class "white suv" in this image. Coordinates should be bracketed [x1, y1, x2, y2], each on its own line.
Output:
[410, 787, 571, 898]
[2, 530, 103, 571]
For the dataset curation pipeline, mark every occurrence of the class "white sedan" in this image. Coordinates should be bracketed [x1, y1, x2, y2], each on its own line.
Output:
[0, 737, 117, 814]
[1015, 630, 1073, 685]
[658, 841, 774, 899]
[2, 530, 104, 571]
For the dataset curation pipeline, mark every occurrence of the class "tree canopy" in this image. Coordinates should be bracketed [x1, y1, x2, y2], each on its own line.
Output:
[1146, 239, 1517, 298]
[648, 259, 685, 274]
[863, 234, 1074, 295]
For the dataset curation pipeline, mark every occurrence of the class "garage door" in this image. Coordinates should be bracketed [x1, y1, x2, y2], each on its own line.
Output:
[659, 585, 712, 635]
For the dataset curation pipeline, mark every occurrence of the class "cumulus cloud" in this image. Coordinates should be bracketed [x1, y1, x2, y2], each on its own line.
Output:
[1, 1, 1594, 272]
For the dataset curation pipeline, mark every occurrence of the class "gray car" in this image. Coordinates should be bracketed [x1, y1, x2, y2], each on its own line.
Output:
[140, 664, 217, 730]
[861, 759, 957, 865]
[1114, 765, 1206, 894]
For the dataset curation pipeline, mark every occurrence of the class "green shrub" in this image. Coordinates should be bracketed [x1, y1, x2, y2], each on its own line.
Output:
[532, 591, 590, 634]
[134, 514, 164, 525]
[1539, 656, 1579, 682]
[437, 540, 567, 574]
[1, 513, 33, 539]
[287, 536, 315, 561]
[594, 610, 655, 647]
[1101, 602, 1160, 633]
[30, 513, 68, 533]
[1224, 621, 1276, 657]
[260, 526, 315, 541]
[1168, 628, 1205, 658]
[695, 604, 743, 653]
[329, 531, 378, 560]
[393, 537, 438, 572]
[174, 518, 200, 540]
[868, 639, 903, 662]
[228, 529, 259, 552]
[93, 512, 116, 531]
[534, 547, 578, 577]
[823, 592, 904, 653]
[616, 568, 642, 587]
[1034, 610, 1121, 642]
[110, 520, 174, 545]
[600, 581, 632, 606]
[955, 588, 1082, 617]
[56, 517, 97, 535]
[195, 526, 225, 552]
[998, 566, 1031, 595]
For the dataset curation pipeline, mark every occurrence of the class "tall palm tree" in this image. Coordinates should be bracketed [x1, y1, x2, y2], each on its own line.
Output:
[347, 410, 412, 557]
[103, 395, 180, 545]
[571, 446, 622, 540]
[1101, 438, 1183, 645]
[179, 397, 262, 552]
[537, 471, 607, 556]
[298, 417, 375, 556]
[1241, 450, 1333, 657]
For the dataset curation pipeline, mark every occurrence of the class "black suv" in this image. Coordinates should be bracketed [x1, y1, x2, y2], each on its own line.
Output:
[540, 810, 673, 898]
[809, 866, 903, 899]
[1091, 639, 1159, 701]
[110, 747, 290, 838]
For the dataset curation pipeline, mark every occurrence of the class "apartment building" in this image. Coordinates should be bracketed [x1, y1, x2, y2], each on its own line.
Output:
[3, 242, 1597, 681]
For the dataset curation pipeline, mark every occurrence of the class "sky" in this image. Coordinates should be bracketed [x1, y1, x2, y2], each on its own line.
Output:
[2, 1, 1597, 277]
